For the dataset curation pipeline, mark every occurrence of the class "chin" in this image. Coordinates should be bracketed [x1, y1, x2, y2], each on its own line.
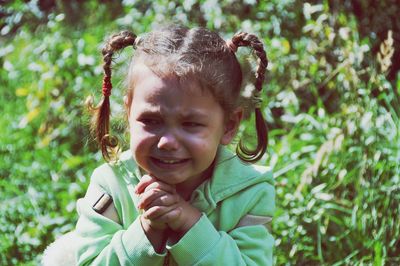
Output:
[151, 171, 187, 184]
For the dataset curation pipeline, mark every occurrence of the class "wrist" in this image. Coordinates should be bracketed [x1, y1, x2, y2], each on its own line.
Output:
[140, 215, 168, 254]
[181, 210, 202, 233]
[172, 205, 202, 234]
[167, 209, 202, 245]
[140, 215, 166, 232]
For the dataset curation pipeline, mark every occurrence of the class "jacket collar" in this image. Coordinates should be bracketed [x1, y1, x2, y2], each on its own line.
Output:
[189, 146, 273, 213]
[118, 146, 273, 213]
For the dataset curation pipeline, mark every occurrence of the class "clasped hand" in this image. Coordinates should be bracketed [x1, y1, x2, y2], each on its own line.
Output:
[135, 175, 201, 235]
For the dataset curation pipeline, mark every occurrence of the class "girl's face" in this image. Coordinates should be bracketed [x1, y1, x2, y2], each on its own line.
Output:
[127, 64, 241, 192]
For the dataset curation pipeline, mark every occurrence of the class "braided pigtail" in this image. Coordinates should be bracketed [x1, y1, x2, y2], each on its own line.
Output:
[87, 31, 136, 162]
[230, 32, 269, 163]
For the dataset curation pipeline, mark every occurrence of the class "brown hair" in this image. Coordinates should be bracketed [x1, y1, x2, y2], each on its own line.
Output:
[88, 25, 269, 163]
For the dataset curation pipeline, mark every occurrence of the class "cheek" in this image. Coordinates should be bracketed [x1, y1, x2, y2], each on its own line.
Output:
[130, 133, 154, 166]
[185, 134, 219, 156]
[129, 125, 156, 150]
[195, 129, 224, 147]
[181, 132, 210, 148]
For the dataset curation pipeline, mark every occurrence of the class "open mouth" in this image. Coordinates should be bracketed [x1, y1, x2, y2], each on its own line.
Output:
[150, 157, 190, 167]
[151, 157, 189, 164]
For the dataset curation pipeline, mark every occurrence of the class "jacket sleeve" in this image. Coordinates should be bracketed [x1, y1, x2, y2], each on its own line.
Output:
[74, 166, 166, 266]
[167, 182, 275, 266]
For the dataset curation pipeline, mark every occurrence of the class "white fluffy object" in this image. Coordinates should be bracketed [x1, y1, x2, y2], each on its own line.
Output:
[41, 231, 77, 266]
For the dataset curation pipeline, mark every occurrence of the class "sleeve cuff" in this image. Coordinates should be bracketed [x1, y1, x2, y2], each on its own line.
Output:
[167, 214, 220, 265]
[121, 217, 166, 263]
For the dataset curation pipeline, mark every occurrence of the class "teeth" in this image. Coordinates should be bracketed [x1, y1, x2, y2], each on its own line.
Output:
[161, 160, 178, 163]
[158, 159, 183, 164]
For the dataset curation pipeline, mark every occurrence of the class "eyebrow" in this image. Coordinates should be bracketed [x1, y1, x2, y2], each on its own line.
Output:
[179, 110, 209, 120]
[136, 108, 160, 116]
[137, 108, 209, 120]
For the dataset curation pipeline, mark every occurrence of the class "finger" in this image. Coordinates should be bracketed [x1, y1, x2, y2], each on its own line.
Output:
[140, 215, 168, 230]
[146, 194, 180, 209]
[144, 204, 181, 221]
[135, 175, 156, 194]
[156, 207, 182, 224]
[143, 180, 176, 194]
[137, 188, 168, 209]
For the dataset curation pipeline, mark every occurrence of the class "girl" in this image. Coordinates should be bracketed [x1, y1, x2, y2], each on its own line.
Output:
[75, 25, 275, 265]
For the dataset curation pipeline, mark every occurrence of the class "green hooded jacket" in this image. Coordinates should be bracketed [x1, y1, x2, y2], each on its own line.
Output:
[75, 146, 275, 265]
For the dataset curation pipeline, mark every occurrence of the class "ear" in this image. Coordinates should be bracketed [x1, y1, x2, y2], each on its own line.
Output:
[220, 108, 243, 145]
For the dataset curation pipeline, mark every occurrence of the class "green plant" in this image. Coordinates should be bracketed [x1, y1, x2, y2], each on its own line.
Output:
[0, 0, 398, 265]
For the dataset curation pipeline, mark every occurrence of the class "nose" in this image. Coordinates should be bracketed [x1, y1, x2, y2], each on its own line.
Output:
[157, 132, 179, 151]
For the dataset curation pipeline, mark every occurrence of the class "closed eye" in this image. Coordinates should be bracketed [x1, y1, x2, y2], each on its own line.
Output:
[138, 118, 161, 126]
[182, 122, 204, 127]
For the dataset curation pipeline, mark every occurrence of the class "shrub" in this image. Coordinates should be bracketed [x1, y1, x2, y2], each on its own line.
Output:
[0, 0, 398, 264]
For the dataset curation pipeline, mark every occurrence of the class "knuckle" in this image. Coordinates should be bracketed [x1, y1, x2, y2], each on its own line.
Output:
[153, 206, 162, 213]
[147, 206, 161, 218]
[174, 194, 180, 203]
[142, 175, 152, 182]
[149, 188, 161, 197]
[169, 208, 181, 220]
[148, 181, 162, 191]
[158, 195, 167, 205]
[154, 182, 163, 189]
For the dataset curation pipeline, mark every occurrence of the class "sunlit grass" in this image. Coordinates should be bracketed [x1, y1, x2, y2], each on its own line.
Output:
[0, 0, 399, 265]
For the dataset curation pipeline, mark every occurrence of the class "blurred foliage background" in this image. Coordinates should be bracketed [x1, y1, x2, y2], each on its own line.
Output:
[1, 0, 399, 265]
